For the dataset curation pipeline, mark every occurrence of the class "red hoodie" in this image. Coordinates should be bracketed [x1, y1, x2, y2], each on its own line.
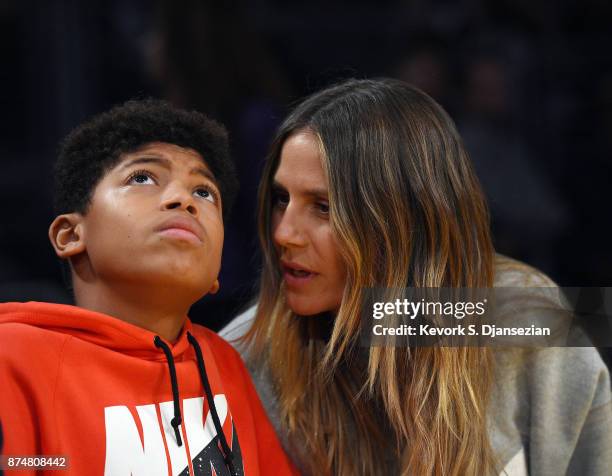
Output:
[0, 302, 298, 476]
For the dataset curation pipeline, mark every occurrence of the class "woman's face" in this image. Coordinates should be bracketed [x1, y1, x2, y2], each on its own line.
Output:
[271, 131, 347, 316]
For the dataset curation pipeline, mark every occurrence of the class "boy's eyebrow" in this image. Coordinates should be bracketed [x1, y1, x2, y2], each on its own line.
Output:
[271, 180, 328, 198]
[120, 156, 217, 183]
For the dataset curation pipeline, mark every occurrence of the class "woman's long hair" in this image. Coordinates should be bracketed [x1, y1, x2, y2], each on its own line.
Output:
[246, 78, 497, 475]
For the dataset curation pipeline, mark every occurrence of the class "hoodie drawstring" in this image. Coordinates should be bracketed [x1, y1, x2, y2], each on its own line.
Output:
[187, 332, 237, 476]
[154, 336, 183, 447]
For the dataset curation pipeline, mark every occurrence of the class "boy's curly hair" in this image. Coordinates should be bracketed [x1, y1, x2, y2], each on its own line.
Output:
[54, 99, 238, 220]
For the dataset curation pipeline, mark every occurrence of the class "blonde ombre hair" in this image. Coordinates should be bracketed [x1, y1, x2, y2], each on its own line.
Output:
[246, 78, 497, 475]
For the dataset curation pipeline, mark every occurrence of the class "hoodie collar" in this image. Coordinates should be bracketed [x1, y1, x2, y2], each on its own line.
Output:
[0, 301, 193, 361]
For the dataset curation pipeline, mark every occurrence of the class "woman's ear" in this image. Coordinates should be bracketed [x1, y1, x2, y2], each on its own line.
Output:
[48, 214, 86, 258]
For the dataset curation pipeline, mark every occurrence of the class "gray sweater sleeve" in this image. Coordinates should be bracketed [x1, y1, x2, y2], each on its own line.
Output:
[530, 346, 611, 475]
[490, 344, 612, 476]
[568, 388, 612, 475]
[492, 256, 612, 475]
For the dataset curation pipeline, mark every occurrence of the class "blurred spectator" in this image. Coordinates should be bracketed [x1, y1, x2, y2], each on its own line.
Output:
[393, 37, 453, 112]
[458, 54, 569, 275]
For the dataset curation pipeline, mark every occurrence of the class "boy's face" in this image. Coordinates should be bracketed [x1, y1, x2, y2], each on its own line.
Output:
[73, 142, 224, 299]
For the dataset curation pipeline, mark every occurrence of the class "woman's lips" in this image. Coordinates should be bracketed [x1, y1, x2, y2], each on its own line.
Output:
[281, 262, 317, 288]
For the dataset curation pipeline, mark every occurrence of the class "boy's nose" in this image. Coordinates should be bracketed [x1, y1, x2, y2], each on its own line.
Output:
[161, 184, 198, 216]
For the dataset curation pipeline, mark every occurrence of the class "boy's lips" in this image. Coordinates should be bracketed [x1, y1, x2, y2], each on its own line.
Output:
[281, 260, 317, 287]
[156, 216, 204, 244]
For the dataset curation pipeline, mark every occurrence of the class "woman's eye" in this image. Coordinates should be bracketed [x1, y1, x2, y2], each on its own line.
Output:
[273, 192, 289, 210]
[195, 187, 217, 203]
[316, 202, 329, 215]
[127, 171, 155, 185]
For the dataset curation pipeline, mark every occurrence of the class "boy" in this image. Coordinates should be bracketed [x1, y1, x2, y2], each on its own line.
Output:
[0, 100, 296, 475]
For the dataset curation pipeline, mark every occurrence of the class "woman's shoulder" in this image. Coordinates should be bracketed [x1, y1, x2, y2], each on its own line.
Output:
[219, 305, 257, 350]
[491, 255, 609, 399]
[494, 254, 557, 288]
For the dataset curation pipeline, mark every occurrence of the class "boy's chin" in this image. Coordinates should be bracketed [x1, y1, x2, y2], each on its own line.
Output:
[160, 276, 216, 297]
[123, 271, 216, 300]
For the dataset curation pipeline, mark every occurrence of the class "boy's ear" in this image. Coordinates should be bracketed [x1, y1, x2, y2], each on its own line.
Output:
[208, 279, 220, 295]
[48, 213, 86, 258]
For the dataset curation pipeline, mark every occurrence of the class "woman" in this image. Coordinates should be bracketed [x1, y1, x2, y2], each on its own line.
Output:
[222, 78, 611, 475]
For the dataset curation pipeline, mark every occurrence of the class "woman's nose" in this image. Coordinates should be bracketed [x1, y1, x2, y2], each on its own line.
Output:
[273, 206, 307, 248]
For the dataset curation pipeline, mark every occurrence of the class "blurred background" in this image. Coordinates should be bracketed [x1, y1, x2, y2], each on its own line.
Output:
[1, 0, 611, 367]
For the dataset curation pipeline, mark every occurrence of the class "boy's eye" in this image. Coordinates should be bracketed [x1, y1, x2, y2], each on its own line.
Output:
[195, 186, 217, 203]
[127, 170, 156, 185]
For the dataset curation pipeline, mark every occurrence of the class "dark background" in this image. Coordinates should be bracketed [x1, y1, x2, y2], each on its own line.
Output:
[2, 1, 611, 366]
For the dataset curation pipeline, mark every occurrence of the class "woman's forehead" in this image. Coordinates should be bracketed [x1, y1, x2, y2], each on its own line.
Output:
[275, 133, 328, 193]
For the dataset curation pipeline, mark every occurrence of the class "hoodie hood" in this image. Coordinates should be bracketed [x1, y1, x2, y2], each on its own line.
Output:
[0, 301, 192, 360]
